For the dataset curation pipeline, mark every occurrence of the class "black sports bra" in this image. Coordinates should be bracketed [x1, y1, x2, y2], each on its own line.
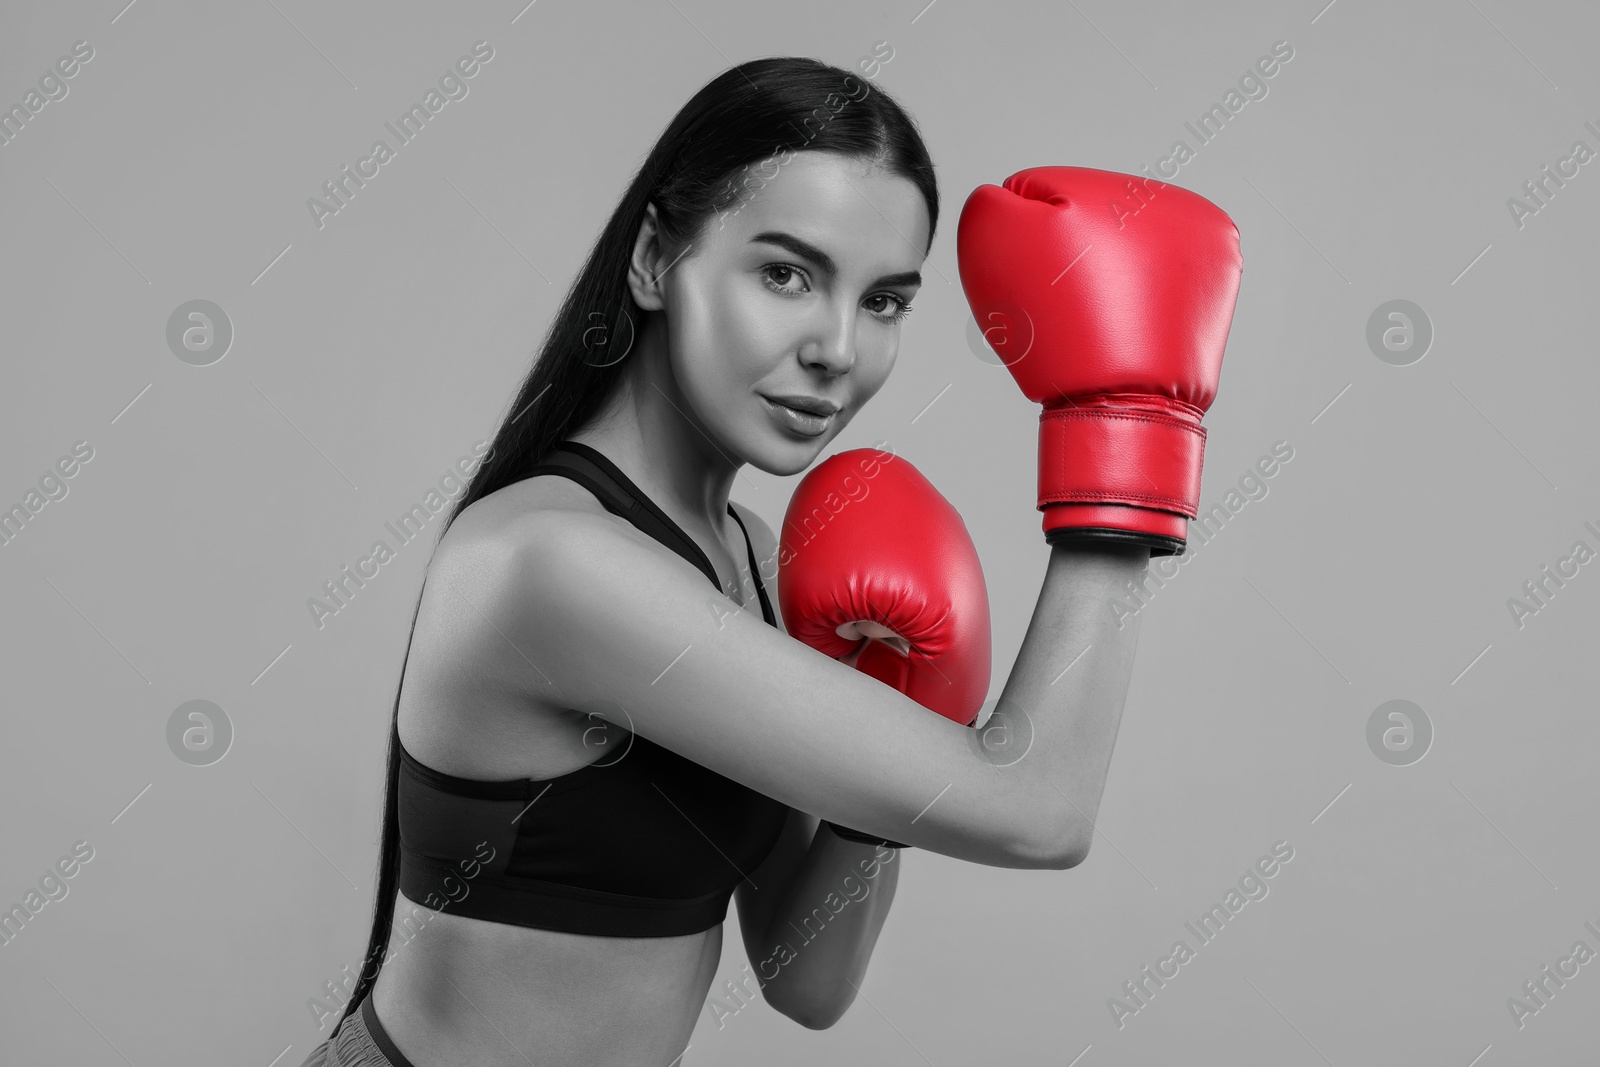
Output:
[395, 441, 790, 937]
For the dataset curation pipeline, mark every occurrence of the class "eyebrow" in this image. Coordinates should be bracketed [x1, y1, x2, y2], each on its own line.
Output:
[750, 231, 922, 289]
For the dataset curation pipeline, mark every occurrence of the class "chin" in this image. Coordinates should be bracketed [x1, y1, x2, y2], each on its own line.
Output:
[739, 429, 833, 478]
[755, 440, 824, 478]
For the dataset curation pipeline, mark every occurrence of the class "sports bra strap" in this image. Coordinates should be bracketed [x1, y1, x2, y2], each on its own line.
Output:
[525, 441, 775, 627]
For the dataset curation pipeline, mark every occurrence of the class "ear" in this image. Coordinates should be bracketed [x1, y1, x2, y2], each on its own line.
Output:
[627, 203, 673, 311]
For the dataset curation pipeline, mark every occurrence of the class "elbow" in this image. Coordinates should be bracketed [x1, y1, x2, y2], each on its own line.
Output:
[1050, 836, 1091, 871]
[1013, 822, 1092, 871]
[788, 1006, 845, 1031]
[776, 990, 853, 1031]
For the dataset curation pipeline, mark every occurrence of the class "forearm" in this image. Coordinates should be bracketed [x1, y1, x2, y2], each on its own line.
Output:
[994, 543, 1150, 864]
[755, 830, 901, 1029]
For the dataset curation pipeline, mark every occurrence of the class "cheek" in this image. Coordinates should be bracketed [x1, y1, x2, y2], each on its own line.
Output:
[856, 325, 899, 390]
[673, 273, 797, 376]
[668, 275, 775, 399]
[721, 277, 806, 360]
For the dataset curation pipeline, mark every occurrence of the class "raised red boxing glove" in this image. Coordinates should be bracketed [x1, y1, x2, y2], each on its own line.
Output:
[957, 166, 1242, 555]
[779, 447, 991, 727]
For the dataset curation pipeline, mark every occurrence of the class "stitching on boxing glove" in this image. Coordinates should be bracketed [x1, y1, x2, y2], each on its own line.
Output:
[1038, 408, 1206, 435]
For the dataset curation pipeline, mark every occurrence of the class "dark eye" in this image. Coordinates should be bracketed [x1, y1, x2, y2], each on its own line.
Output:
[864, 293, 913, 323]
[761, 264, 809, 295]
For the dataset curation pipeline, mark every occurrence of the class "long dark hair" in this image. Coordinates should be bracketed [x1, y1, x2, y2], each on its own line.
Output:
[337, 54, 939, 1027]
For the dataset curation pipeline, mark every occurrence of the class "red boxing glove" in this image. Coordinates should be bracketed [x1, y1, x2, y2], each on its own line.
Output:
[779, 447, 991, 726]
[957, 166, 1242, 555]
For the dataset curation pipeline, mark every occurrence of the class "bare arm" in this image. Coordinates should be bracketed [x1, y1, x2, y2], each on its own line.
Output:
[734, 813, 901, 1030]
[457, 508, 1147, 869]
[984, 540, 1148, 867]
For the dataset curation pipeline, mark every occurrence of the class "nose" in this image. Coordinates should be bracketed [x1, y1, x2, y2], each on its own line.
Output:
[798, 301, 857, 376]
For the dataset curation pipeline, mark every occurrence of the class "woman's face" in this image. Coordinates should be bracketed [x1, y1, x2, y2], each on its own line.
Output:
[658, 150, 931, 476]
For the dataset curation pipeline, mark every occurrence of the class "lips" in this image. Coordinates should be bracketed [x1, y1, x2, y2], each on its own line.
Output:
[763, 394, 841, 417]
[762, 396, 835, 438]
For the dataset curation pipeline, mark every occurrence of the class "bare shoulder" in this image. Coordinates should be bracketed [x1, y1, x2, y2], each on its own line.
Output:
[422, 472, 623, 628]
[446, 472, 612, 543]
[409, 468, 721, 707]
[398, 475, 633, 777]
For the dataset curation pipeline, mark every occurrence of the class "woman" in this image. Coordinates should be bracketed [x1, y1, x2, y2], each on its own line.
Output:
[303, 56, 1151, 1066]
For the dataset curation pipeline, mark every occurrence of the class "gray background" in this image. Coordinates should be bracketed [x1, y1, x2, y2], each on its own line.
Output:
[3, 0, 1597, 1063]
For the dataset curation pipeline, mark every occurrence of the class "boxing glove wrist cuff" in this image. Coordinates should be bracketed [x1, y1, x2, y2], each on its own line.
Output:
[823, 821, 909, 849]
[1037, 394, 1205, 513]
[1034, 394, 1205, 555]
